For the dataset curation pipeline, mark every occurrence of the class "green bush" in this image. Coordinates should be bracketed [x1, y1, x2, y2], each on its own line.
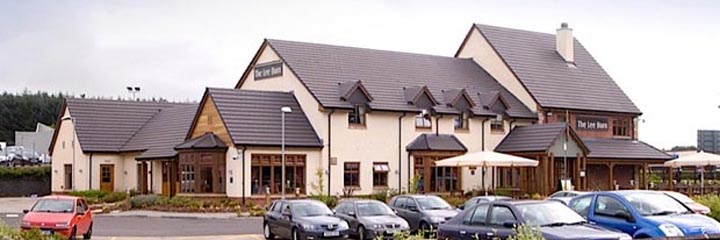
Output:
[0, 166, 51, 180]
[101, 191, 127, 203]
[370, 190, 388, 202]
[69, 189, 107, 199]
[0, 222, 65, 240]
[168, 196, 196, 208]
[130, 194, 160, 208]
[508, 225, 545, 240]
[440, 195, 466, 208]
[693, 194, 720, 221]
[308, 195, 338, 208]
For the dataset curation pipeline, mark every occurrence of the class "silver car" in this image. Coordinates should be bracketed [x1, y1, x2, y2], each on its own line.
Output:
[388, 195, 459, 232]
[334, 199, 409, 239]
[548, 190, 588, 205]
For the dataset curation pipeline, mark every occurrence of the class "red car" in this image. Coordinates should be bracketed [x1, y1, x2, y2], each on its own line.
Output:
[21, 195, 93, 239]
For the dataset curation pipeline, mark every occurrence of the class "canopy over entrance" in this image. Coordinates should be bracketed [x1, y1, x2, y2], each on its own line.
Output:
[435, 150, 538, 196]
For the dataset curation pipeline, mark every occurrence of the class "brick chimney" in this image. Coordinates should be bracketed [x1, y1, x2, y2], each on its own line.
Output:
[556, 22, 574, 63]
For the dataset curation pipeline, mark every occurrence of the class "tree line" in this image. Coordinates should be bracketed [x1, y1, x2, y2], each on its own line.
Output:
[0, 91, 64, 145]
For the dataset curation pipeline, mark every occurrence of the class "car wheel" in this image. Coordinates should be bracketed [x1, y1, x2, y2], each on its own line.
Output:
[357, 225, 366, 240]
[419, 221, 431, 237]
[83, 223, 93, 239]
[291, 227, 300, 240]
[69, 227, 77, 240]
[263, 222, 275, 239]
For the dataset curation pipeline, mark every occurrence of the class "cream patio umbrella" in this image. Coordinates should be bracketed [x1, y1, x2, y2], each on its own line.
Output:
[664, 151, 720, 192]
[435, 150, 539, 195]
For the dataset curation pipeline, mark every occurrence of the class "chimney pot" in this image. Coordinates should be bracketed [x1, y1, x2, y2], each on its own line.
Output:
[561, 22, 568, 28]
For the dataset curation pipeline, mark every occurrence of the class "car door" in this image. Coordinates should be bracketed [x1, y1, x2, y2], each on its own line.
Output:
[459, 204, 490, 240]
[392, 198, 411, 225]
[74, 199, 90, 234]
[487, 204, 518, 239]
[589, 195, 638, 236]
[266, 201, 283, 236]
[277, 202, 294, 238]
[335, 203, 359, 233]
[404, 198, 424, 230]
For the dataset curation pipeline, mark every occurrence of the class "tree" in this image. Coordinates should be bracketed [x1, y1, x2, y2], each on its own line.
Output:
[0, 91, 64, 145]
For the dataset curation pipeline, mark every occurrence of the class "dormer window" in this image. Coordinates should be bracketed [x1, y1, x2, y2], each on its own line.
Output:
[491, 115, 504, 133]
[454, 112, 469, 130]
[415, 111, 432, 129]
[348, 104, 366, 125]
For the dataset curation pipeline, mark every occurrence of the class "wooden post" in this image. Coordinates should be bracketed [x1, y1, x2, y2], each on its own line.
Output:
[669, 167, 675, 191]
[608, 162, 615, 190]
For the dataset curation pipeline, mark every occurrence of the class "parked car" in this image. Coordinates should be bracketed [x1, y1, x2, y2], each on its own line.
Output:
[333, 199, 409, 239]
[388, 195, 459, 232]
[664, 191, 711, 215]
[263, 199, 350, 240]
[21, 195, 93, 239]
[548, 190, 588, 205]
[457, 195, 511, 210]
[568, 190, 720, 238]
[438, 200, 631, 240]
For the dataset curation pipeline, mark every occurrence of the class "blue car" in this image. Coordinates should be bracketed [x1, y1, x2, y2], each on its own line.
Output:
[568, 190, 720, 238]
[437, 200, 631, 240]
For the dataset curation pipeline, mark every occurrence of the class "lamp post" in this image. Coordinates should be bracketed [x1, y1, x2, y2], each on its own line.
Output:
[126, 86, 141, 100]
[61, 116, 75, 190]
[281, 106, 292, 199]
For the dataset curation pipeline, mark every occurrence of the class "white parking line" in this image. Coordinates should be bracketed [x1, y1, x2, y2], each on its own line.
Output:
[5, 214, 19, 218]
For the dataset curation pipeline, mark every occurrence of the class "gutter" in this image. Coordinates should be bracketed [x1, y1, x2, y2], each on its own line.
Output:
[327, 109, 335, 197]
[481, 118, 489, 151]
[435, 114, 444, 136]
[509, 119, 517, 130]
[89, 153, 93, 189]
[398, 113, 407, 192]
[240, 146, 247, 207]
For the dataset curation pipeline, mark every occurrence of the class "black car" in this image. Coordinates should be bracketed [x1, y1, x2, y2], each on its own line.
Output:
[437, 200, 632, 240]
[334, 199, 410, 239]
[263, 199, 350, 240]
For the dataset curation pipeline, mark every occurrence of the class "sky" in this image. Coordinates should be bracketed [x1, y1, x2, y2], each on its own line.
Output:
[1, 0, 718, 149]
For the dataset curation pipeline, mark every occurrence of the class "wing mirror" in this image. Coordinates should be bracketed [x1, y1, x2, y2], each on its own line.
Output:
[614, 212, 634, 223]
[22, 209, 29, 214]
[348, 211, 356, 218]
[502, 221, 517, 228]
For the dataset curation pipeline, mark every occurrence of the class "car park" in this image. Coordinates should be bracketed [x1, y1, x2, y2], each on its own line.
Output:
[457, 195, 511, 210]
[388, 195, 459, 232]
[21, 195, 93, 239]
[548, 190, 588, 205]
[568, 190, 720, 238]
[438, 200, 631, 240]
[664, 191, 711, 215]
[263, 199, 350, 240]
[333, 199, 409, 239]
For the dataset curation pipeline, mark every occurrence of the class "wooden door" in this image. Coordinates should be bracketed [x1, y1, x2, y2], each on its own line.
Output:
[137, 162, 148, 194]
[162, 162, 170, 197]
[100, 164, 114, 192]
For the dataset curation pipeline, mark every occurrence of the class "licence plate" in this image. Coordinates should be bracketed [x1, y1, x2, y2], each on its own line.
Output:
[323, 231, 340, 237]
[386, 229, 398, 234]
[41, 230, 52, 235]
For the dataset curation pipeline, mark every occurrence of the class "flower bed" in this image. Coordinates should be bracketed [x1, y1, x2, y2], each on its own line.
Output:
[129, 195, 241, 213]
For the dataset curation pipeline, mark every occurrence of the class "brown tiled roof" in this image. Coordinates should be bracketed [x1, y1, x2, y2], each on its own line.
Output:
[495, 123, 570, 153]
[406, 134, 467, 152]
[61, 98, 191, 153]
[583, 138, 672, 160]
[473, 24, 641, 114]
[206, 88, 323, 147]
[259, 39, 536, 119]
[175, 132, 228, 150]
[123, 104, 198, 160]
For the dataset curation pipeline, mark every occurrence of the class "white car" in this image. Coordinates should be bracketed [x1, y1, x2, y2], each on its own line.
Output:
[548, 190, 588, 205]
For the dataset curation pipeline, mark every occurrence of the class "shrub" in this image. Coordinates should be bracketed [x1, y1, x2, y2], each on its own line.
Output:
[168, 196, 196, 208]
[309, 195, 338, 208]
[440, 195, 466, 208]
[0, 166, 51, 180]
[508, 225, 545, 240]
[370, 190, 388, 202]
[101, 191, 128, 203]
[693, 194, 720, 221]
[0, 222, 65, 240]
[130, 194, 160, 208]
[69, 189, 107, 199]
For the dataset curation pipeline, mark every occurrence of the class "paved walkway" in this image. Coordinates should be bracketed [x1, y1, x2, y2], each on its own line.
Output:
[104, 210, 260, 220]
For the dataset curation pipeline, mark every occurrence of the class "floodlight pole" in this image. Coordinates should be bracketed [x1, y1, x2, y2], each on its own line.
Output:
[281, 106, 292, 199]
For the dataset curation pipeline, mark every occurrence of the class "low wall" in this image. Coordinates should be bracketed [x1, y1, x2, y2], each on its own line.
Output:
[0, 177, 51, 197]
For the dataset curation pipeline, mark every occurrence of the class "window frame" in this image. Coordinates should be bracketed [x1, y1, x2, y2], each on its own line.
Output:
[594, 195, 631, 219]
[489, 205, 517, 227]
[415, 112, 432, 129]
[466, 204, 490, 226]
[612, 119, 631, 137]
[454, 112, 470, 130]
[569, 195, 593, 218]
[344, 162, 361, 187]
[490, 119, 504, 133]
[372, 162, 389, 187]
[348, 104, 367, 126]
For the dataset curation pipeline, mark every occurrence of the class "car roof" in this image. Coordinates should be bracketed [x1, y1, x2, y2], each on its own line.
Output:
[280, 199, 323, 204]
[338, 198, 380, 204]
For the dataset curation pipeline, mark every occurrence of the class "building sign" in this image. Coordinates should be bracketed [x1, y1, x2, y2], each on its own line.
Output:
[576, 117, 609, 131]
[254, 61, 283, 80]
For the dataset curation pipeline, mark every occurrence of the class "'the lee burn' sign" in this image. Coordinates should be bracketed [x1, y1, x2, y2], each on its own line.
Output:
[254, 61, 283, 80]
[576, 117, 609, 131]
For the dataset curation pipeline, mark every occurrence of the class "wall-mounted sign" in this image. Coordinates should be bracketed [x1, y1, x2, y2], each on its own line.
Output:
[254, 61, 283, 80]
[576, 117, 609, 131]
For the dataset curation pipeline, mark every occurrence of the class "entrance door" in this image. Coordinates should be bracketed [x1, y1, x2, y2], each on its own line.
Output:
[100, 164, 114, 192]
[137, 162, 148, 194]
[64, 164, 73, 190]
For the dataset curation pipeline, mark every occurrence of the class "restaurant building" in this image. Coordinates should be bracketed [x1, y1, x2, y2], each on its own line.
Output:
[50, 22, 671, 199]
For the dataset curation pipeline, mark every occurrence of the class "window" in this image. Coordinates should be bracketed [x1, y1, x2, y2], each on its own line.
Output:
[393, 197, 407, 208]
[613, 119, 631, 137]
[454, 112, 469, 130]
[76, 201, 85, 213]
[405, 199, 417, 209]
[251, 154, 306, 195]
[490, 119, 504, 132]
[271, 201, 283, 213]
[569, 196, 593, 218]
[466, 204, 489, 225]
[373, 162, 389, 187]
[180, 164, 196, 193]
[489, 206, 516, 226]
[415, 112, 432, 128]
[344, 162, 360, 187]
[348, 105, 367, 125]
[595, 196, 630, 218]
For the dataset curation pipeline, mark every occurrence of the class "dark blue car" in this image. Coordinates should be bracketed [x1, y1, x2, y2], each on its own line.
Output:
[568, 190, 720, 238]
[437, 200, 631, 240]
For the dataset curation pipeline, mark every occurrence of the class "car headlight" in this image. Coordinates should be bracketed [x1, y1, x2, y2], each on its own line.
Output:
[430, 216, 446, 223]
[21, 221, 31, 227]
[338, 221, 349, 230]
[658, 223, 684, 237]
[369, 224, 384, 229]
[55, 222, 70, 229]
[301, 223, 317, 231]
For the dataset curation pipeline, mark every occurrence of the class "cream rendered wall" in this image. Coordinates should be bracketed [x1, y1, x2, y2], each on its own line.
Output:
[457, 28, 538, 113]
[120, 153, 141, 191]
[237, 45, 330, 194]
[50, 107, 88, 192]
[225, 146, 242, 197]
[91, 153, 125, 192]
[241, 147, 322, 198]
[150, 161, 163, 194]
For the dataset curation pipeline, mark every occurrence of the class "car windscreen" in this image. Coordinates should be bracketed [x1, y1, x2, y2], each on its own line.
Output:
[32, 199, 74, 213]
[357, 202, 394, 216]
[416, 196, 451, 210]
[622, 192, 690, 216]
[665, 191, 693, 203]
[516, 201, 586, 226]
[292, 202, 333, 217]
